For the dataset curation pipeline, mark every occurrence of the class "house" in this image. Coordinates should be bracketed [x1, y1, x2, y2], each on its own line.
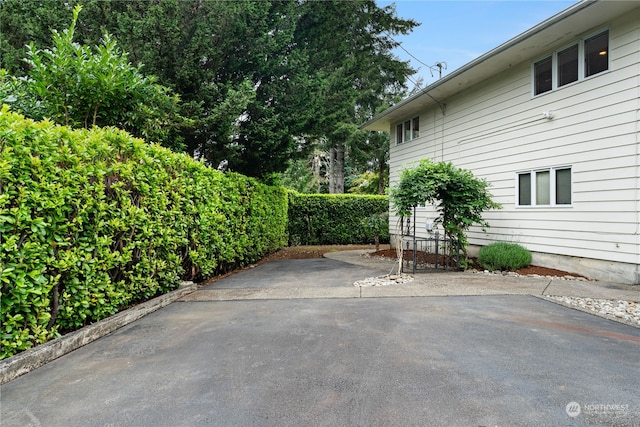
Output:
[361, 0, 640, 284]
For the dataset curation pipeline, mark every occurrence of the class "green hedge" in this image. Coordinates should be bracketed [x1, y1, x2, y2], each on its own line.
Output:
[0, 107, 287, 358]
[288, 192, 389, 245]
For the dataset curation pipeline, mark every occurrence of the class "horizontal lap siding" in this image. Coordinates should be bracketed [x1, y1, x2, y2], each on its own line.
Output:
[389, 10, 640, 265]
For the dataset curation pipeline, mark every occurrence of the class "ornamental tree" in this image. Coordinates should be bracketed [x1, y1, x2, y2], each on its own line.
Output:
[390, 159, 501, 260]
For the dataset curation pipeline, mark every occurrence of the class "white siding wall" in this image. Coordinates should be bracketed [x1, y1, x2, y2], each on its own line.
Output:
[389, 11, 640, 273]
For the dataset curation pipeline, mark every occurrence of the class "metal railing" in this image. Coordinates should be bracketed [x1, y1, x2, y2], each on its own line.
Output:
[400, 208, 461, 274]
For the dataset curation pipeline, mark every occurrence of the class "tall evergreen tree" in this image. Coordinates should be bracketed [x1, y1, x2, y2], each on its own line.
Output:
[294, 0, 416, 191]
[1, 0, 417, 180]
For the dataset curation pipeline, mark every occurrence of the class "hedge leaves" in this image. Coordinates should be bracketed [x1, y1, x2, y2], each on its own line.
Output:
[0, 107, 287, 358]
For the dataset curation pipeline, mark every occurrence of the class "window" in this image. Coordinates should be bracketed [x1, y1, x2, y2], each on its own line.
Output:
[557, 44, 578, 87]
[534, 57, 552, 95]
[533, 29, 608, 95]
[585, 31, 609, 77]
[517, 167, 572, 207]
[518, 173, 531, 206]
[395, 117, 420, 144]
[412, 117, 420, 139]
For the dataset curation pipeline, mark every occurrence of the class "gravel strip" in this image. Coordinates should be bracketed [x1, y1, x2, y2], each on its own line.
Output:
[543, 295, 640, 328]
[354, 274, 414, 287]
[353, 272, 639, 329]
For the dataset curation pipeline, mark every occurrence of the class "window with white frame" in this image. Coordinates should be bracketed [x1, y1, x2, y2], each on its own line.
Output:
[395, 117, 419, 144]
[517, 167, 572, 206]
[533, 29, 609, 96]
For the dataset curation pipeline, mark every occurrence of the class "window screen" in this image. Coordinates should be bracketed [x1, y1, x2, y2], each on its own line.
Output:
[536, 171, 550, 205]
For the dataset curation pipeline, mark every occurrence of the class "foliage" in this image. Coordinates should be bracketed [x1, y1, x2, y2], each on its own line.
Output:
[0, 70, 46, 120]
[346, 131, 390, 195]
[297, 1, 415, 191]
[276, 156, 328, 194]
[348, 171, 386, 195]
[288, 192, 389, 245]
[390, 159, 501, 259]
[478, 242, 532, 271]
[0, 107, 287, 358]
[0, 0, 417, 179]
[3, 5, 191, 151]
[362, 212, 389, 251]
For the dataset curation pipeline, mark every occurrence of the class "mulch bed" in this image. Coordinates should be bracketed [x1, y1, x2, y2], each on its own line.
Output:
[370, 249, 585, 279]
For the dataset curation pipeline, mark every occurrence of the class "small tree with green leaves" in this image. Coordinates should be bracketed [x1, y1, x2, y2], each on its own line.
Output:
[390, 159, 501, 263]
[362, 212, 389, 251]
[11, 4, 190, 151]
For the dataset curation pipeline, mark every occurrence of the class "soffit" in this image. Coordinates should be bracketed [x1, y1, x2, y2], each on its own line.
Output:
[362, 0, 638, 132]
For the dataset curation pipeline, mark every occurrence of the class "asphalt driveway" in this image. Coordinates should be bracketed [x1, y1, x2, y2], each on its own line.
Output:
[1, 257, 639, 426]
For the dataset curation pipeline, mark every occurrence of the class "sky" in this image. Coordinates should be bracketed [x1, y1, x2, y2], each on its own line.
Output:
[376, 0, 578, 89]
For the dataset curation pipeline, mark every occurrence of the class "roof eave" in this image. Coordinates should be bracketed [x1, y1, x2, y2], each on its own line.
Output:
[361, 0, 606, 132]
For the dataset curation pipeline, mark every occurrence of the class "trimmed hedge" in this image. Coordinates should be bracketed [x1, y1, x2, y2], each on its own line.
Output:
[477, 242, 532, 271]
[0, 107, 287, 358]
[288, 192, 389, 245]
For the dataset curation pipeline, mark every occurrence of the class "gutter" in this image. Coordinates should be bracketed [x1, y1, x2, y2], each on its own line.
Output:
[360, 0, 596, 130]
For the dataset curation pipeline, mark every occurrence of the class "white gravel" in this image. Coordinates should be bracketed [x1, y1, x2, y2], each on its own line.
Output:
[353, 269, 639, 328]
[354, 274, 414, 287]
[544, 295, 640, 327]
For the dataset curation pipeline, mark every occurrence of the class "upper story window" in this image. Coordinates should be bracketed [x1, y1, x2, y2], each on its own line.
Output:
[396, 117, 419, 144]
[517, 167, 572, 207]
[533, 29, 609, 96]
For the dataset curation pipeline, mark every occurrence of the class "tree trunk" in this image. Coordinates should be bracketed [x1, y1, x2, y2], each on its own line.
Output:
[328, 147, 335, 194]
[335, 144, 344, 194]
[377, 160, 386, 195]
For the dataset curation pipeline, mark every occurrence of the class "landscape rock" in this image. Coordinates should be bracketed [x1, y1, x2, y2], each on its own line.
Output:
[544, 295, 640, 327]
[354, 274, 414, 287]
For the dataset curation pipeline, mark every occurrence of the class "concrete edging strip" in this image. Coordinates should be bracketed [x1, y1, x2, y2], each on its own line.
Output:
[0, 281, 197, 385]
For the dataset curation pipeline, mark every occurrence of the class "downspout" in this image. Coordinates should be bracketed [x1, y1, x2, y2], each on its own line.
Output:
[635, 61, 640, 284]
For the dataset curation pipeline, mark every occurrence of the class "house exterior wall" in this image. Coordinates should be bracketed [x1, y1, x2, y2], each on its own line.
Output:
[389, 9, 640, 284]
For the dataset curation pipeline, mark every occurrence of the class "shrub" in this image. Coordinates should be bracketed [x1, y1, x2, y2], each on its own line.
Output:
[287, 192, 389, 245]
[362, 212, 389, 251]
[0, 106, 287, 358]
[390, 159, 501, 261]
[478, 242, 532, 271]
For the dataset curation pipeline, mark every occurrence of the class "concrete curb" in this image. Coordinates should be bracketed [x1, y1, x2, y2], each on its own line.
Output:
[0, 281, 197, 385]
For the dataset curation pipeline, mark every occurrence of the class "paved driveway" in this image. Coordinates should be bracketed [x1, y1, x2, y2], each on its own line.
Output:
[1, 258, 639, 426]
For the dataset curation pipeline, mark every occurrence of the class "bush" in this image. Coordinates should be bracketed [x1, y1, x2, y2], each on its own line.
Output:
[478, 242, 532, 271]
[287, 192, 389, 245]
[0, 107, 287, 358]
